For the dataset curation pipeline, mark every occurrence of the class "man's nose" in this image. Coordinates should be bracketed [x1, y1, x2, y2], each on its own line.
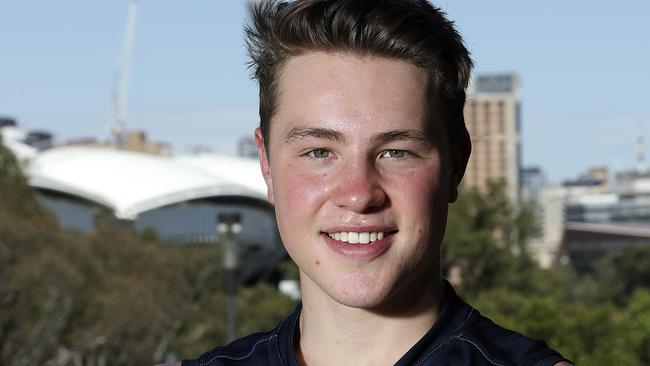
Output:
[330, 159, 386, 213]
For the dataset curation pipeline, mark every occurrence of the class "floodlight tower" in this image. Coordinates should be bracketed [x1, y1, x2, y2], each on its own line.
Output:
[111, 0, 139, 148]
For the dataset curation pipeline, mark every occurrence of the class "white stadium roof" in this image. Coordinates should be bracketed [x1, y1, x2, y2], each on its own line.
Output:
[26, 146, 269, 220]
[1, 126, 38, 162]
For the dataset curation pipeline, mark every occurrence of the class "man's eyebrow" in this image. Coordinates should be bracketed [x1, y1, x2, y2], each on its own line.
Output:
[371, 129, 432, 145]
[284, 126, 345, 144]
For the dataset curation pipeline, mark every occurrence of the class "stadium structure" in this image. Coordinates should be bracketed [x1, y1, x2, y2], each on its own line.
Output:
[15, 141, 285, 282]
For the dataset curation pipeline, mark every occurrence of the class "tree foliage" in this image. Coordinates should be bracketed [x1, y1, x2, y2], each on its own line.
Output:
[592, 244, 650, 305]
[0, 145, 297, 365]
[443, 182, 541, 297]
[443, 180, 650, 365]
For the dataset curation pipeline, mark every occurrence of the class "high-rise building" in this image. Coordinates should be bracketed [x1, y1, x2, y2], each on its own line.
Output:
[463, 73, 521, 203]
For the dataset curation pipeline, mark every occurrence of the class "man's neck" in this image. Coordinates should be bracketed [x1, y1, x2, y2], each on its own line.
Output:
[295, 276, 444, 366]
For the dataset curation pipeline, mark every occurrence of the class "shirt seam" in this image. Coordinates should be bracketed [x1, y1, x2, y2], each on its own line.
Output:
[414, 337, 452, 366]
[275, 304, 299, 366]
[457, 336, 506, 366]
[457, 308, 475, 332]
[275, 333, 286, 366]
[414, 308, 475, 365]
[200, 335, 276, 365]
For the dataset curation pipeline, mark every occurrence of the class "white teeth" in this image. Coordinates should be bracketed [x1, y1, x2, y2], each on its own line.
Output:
[326, 231, 386, 245]
[359, 232, 370, 244]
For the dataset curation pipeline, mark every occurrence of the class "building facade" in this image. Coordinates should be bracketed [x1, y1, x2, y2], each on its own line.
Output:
[463, 74, 521, 203]
[558, 168, 650, 271]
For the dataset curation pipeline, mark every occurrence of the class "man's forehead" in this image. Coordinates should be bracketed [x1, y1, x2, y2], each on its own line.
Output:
[267, 52, 446, 146]
[277, 52, 430, 95]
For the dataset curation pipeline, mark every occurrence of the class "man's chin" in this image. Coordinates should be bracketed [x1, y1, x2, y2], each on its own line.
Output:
[300, 267, 398, 309]
[324, 285, 395, 310]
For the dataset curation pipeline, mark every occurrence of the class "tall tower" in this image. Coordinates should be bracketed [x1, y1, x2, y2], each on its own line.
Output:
[462, 73, 521, 203]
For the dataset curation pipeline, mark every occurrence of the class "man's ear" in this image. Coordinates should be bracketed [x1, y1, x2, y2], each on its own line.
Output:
[255, 128, 274, 204]
[448, 128, 471, 203]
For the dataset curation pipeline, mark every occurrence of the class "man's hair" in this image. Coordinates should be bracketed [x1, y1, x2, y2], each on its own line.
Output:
[245, 0, 473, 148]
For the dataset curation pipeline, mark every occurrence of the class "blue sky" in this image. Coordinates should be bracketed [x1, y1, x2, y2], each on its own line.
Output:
[1, 0, 649, 183]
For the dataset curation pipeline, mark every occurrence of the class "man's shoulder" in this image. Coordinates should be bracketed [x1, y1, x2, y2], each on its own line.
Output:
[180, 304, 300, 366]
[468, 312, 562, 363]
[412, 283, 571, 366]
[433, 303, 570, 366]
[181, 329, 278, 366]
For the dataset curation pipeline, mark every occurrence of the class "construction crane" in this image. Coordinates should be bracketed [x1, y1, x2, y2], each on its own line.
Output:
[111, 0, 139, 148]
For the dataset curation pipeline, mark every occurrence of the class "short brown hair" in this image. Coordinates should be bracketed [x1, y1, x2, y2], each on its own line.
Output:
[245, 0, 473, 148]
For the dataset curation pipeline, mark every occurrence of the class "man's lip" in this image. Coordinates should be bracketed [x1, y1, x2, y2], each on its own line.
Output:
[321, 231, 394, 259]
[321, 226, 397, 233]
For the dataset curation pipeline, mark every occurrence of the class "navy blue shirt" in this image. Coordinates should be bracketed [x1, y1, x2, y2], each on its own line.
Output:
[182, 282, 570, 365]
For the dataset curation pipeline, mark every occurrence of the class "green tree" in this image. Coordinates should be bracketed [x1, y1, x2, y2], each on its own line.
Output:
[592, 244, 650, 304]
[442, 181, 650, 364]
[625, 288, 650, 365]
[0, 138, 46, 218]
[443, 182, 541, 297]
[0, 142, 297, 364]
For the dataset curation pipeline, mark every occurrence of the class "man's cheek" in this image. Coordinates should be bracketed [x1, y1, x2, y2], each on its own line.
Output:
[401, 170, 446, 220]
[279, 170, 330, 212]
[397, 168, 442, 198]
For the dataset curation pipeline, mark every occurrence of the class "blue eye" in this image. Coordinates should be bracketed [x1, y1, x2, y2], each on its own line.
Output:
[308, 149, 330, 158]
[381, 150, 409, 159]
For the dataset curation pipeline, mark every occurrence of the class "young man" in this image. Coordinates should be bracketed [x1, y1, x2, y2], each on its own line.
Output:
[181, 1, 572, 365]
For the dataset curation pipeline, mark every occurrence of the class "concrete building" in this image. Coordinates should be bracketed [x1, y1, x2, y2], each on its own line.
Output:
[558, 167, 650, 271]
[528, 186, 567, 268]
[525, 166, 612, 268]
[559, 222, 650, 273]
[463, 73, 521, 203]
[1, 119, 282, 281]
[563, 167, 650, 225]
[24, 146, 284, 282]
[613, 170, 650, 223]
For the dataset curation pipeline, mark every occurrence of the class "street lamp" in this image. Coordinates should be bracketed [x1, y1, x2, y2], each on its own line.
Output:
[217, 213, 242, 343]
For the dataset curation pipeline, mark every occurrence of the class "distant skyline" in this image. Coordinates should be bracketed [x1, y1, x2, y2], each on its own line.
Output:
[1, 0, 649, 183]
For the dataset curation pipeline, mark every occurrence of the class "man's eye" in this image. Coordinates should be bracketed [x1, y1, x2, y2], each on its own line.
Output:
[380, 150, 410, 159]
[307, 149, 331, 158]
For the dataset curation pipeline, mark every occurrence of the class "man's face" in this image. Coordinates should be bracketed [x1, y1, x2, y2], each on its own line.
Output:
[257, 52, 459, 309]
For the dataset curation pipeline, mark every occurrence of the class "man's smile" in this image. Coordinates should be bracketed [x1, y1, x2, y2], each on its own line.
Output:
[326, 231, 385, 244]
[318, 227, 398, 260]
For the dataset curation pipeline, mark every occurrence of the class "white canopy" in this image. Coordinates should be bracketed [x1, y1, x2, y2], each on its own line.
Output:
[26, 146, 269, 220]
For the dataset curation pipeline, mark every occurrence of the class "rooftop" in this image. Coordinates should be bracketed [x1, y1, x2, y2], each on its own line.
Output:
[26, 146, 268, 220]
